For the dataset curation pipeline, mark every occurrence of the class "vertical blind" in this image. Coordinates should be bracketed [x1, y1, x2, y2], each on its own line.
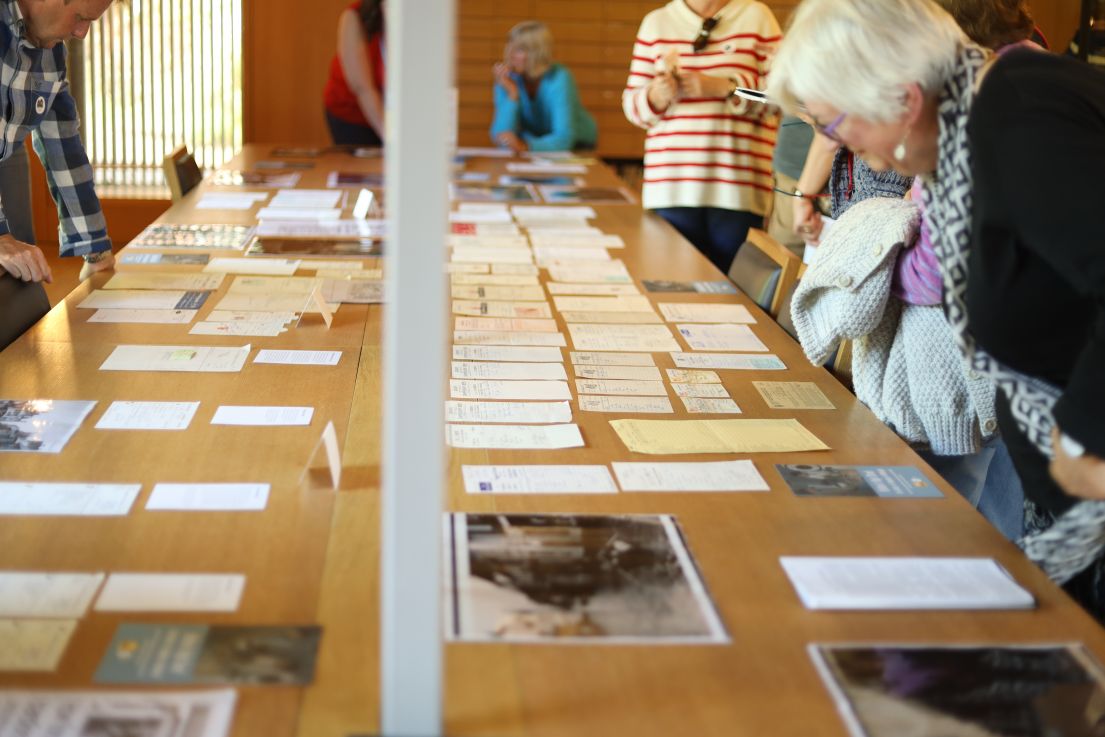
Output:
[75, 0, 243, 192]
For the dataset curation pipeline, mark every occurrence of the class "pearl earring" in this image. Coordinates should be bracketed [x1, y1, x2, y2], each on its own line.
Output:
[893, 135, 908, 162]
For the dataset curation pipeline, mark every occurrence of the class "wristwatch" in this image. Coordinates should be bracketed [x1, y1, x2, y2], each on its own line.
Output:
[83, 250, 110, 263]
[726, 75, 740, 100]
[793, 188, 818, 200]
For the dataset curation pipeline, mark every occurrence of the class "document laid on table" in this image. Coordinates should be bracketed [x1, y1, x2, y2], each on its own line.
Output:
[612, 460, 769, 492]
[0, 483, 140, 516]
[94, 573, 245, 613]
[445, 400, 573, 424]
[609, 418, 830, 454]
[0, 619, 76, 672]
[779, 557, 1035, 610]
[445, 423, 584, 449]
[568, 324, 681, 353]
[95, 401, 200, 431]
[100, 345, 251, 373]
[210, 406, 314, 426]
[0, 572, 105, 618]
[146, 483, 270, 512]
[462, 465, 617, 494]
[102, 272, 225, 291]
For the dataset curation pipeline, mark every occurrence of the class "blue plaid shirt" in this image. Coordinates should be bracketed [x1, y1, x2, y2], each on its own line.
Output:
[0, 0, 109, 257]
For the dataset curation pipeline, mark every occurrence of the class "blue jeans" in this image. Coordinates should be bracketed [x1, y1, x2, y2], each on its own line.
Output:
[653, 206, 762, 273]
[325, 109, 382, 147]
[919, 435, 1025, 542]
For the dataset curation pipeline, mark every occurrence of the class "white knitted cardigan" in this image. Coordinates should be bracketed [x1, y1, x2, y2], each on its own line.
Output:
[791, 197, 996, 455]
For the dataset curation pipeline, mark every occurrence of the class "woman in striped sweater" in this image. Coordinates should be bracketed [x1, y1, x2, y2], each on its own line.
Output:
[622, 0, 781, 272]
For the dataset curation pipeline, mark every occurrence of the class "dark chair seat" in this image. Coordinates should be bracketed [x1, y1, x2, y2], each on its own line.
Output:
[0, 272, 49, 351]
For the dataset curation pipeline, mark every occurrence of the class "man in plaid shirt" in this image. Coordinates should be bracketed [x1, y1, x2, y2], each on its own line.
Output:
[0, 0, 115, 285]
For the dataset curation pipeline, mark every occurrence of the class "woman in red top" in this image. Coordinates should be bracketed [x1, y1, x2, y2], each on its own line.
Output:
[323, 0, 386, 146]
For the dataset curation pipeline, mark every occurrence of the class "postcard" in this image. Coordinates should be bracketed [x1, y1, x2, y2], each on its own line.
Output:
[445, 423, 584, 449]
[776, 464, 942, 498]
[129, 223, 254, 250]
[445, 400, 572, 424]
[96, 623, 320, 685]
[754, 381, 835, 410]
[94, 573, 245, 613]
[446, 513, 728, 643]
[642, 280, 739, 294]
[578, 395, 674, 414]
[612, 460, 768, 492]
[658, 303, 755, 323]
[670, 352, 786, 370]
[538, 185, 634, 204]
[450, 183, 537, 203]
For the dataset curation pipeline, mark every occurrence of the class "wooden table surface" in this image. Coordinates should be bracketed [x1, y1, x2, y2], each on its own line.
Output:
[1, 145, 1101, 737]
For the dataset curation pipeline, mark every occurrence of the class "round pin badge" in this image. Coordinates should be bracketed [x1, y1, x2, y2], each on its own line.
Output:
[35, 96, 45, 114]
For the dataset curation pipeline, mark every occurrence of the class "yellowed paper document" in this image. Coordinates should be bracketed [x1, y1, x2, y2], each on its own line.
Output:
[753, 381, 836, 410]
[609, 418, 829, 454]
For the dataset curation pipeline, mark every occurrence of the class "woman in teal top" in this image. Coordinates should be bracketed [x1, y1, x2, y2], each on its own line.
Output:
[490, 21, 597, 153]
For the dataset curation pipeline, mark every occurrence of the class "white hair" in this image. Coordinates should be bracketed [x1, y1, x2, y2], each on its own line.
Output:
[766, 0, 967, 122]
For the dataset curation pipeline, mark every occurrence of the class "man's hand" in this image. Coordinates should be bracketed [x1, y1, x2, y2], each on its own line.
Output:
[496, 131, 527, 155]
[1051, 427, 1105, 500]
[792, 196, 824, 244]
[676, 71, 730, 99]
[647, 72, 678, 112]
[78, 251, 114, 282]
[493, 62, 519, 101]
[0, 234, 52, 283]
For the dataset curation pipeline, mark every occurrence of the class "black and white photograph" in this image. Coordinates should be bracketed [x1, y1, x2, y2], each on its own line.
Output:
[446, 513, 728, 643]
[0, 400, 96, 454]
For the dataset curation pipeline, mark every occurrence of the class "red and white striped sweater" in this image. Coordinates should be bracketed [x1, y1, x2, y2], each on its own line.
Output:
[623, 0, 781, 215]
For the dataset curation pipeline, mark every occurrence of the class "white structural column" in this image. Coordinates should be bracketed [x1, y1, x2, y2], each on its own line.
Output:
[380, 0, 454, 734]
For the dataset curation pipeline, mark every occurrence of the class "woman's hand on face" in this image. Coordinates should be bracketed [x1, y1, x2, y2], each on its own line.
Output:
[1051, 428, 1105, 501]
[792, 196, 823, 243]
[493, 62, 519, 100]
[647, 72, 678, 112]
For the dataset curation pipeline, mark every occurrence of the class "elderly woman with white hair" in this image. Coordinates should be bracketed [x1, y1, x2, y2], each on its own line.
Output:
[768, 0, 1105, 615]
[490, 21, 597, 154]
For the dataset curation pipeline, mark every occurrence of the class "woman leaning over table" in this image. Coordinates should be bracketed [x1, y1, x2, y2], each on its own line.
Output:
[490, 21, 597, 155]
[622, 0, 781, 273]
[768, 0, 1105, 616]
[323, 0, 386, 146]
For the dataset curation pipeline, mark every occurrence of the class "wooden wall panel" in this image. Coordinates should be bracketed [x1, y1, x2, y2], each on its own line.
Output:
[1028, 0, 1082, 50]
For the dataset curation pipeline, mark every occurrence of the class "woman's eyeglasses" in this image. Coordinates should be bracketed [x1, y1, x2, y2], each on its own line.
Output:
[810, 112, 846, 144]
[692, 16, 719, 53]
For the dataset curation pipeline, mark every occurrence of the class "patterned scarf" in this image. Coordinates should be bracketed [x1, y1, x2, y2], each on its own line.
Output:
[920, 44, 1105, 597]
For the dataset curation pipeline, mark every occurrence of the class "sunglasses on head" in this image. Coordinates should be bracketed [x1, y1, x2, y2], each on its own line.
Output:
[692, 16, 719, 53]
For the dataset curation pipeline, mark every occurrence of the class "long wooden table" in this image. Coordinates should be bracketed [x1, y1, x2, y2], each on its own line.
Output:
[1, 145, 1102, 737]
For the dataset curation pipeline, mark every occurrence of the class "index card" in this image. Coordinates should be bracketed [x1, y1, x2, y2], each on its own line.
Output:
[574, 365, 662, 381]
[196, 192, 268, 210]
[553, 295, 655, 313]
[452, 345, 562, 362]
[458, 202, 510, 213]
[528, 234, 625, 249]
[446, 423, 584, 449]
[545, 282, 641, 296]
[254, 349, 341, 366]
[612, 460, 768, 492]
[269, 188, 343, 208]
[753, 381, 836, 410]
[671, 352, 786, 370]
[570, 351, 656, 367]
[446, 400, 572, 424]
[451, 285, 546, 301]
[95, 401, 200, 430]
[454, 317, 559, 333]
[680, 397, 742, 414]
[463, 465, 617, 494]
[87, 309, 197, 324]
[666, 369, 722, 383]
[492, 262, 540, 275]
[671, 383, 730, 398]
[204, 257, 301, 275]
[146, 483, 270, 512]
[211, 406, 314, 426]
[578, 395, 673, 414]
[450, 273, 540, 286]
[575, 379, 667, 396]
[100, 344, 250, 373]
[79, 289, 208, 310]
[95, 573, 245, 613]
[256, 206, 342, 220]
[533, 246, 610, 264]
[452, 300, 553, 319]
[0, 572, 104, 618]
[255, 219, 382, 238]
[546, 261, 631, 284]
[560, 311, 662, 325]
[190, 319, 289, 337]
[103, 272, 225, 291]
[0, 483, 140, 516]
[506, 162, 587, 175]
[450, 380, 571, 401]
[568, 323, 680, 352]
[453, 330, 567, 347]
[658, 303, 756, 323]
[0, 619, 76, 671]
[451, 248, 532, 264]
[779, 557, 1035, 610]
[452, 361, 567, 381]
[609, 418, 830, 454]
[448, 210, 515, 224]
[677, 323, 768, 352]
